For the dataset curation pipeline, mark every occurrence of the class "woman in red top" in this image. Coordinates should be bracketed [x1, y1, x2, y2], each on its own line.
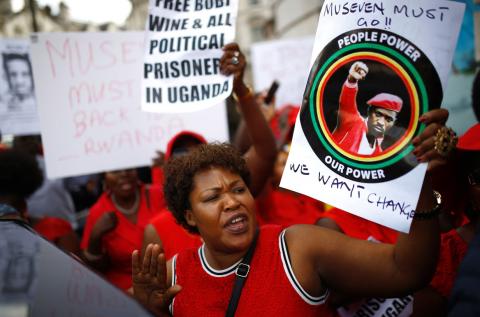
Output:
[81, 168, 165, 290]
[132, 110, 448, 316]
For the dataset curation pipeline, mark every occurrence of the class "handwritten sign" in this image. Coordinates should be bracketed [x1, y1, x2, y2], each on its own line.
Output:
[251, 37, 314, 108]
[281, 0, 465, 233]
[0, 39, 40, 136]
[30, 32, 228, 179]
[141, 0, 238, 113]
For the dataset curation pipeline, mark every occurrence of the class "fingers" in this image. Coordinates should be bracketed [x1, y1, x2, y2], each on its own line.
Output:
[132, 249, 140, 275]
[142, 244, 153, 274]
[150, 245, 161, 278]
[412, 135, 435, 159]
[156, 252, 167, 290]
[412, 122, 442, 147]
[419, 108, 449, 125]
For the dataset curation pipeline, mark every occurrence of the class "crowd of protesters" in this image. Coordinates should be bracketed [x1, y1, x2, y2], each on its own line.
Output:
[0, 42, 479, 317]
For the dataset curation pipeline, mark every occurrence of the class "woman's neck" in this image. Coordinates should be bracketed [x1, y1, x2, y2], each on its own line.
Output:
[113, 191, 137, 208]
[203, 244, 248, 271]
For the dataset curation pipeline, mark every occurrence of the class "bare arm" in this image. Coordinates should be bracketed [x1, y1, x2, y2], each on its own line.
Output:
[288, 109, 448, 298]
[141, 224, 164, 260]
[220, 43, 277, 197]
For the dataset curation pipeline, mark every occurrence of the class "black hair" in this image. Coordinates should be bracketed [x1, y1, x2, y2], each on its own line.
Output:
[0, 149, 43, 199]
[163, 143, 250, 234]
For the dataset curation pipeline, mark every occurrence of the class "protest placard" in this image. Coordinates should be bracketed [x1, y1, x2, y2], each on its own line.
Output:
[142, 0, 238, 113]
[280, 0, 465, 232]
[0, 39, 40, 136]
[30, 32, 228, 179]
[251, 36, 314, 108]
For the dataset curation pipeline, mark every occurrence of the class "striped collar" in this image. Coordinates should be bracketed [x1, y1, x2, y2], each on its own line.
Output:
[198, 244, 243, 277]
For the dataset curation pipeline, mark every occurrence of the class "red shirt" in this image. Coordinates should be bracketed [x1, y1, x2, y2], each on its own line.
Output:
[318, 208, 398, 243]
[81, 184, 164, 290]
[255, 185, 326, 227]
[430, 229, 468, 297]
[171, 225, 334, 317]
[33, 217, 73, 242]
[150, 211, 202, 260]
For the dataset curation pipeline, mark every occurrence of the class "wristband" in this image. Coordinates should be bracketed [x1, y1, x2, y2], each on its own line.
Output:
[413, 190, 442, 220]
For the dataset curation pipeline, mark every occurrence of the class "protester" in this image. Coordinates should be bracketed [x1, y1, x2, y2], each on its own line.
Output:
[0, 149, 43, 222]
[132, 106, 448, 316]
[81, 168, 165, 290]
[141, 43, 277, 260]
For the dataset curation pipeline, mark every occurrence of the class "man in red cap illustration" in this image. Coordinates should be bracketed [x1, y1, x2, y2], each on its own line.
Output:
[332, 61, 403, 155]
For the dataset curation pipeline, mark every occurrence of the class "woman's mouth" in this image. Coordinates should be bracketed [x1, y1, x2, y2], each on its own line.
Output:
[224, 215, 248, 234]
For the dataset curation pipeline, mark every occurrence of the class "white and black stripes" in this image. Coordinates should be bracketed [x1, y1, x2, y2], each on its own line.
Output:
[279, 230, 329, 305]
[169, 254, 177, 316]
[198, 244, 242, 277]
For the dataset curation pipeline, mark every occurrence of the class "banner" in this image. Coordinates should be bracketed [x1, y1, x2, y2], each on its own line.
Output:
[251, 37, 314, 108]
[0, 39, 40, 136]
[142, 0, 238, 113]
[30, 32, 228, 179]
[281, 0, 465, 232]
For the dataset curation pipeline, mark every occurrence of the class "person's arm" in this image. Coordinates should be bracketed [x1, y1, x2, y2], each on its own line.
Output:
[141, 224, 164, 259]
[81, 211, 117, 271]
[220, 43, 277, 197]
[288, 109, 448, 298]
[336, 62, 369, 128]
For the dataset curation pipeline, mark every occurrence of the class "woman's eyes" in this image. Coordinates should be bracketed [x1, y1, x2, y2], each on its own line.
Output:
[203, 194, 219, 202]
[233, 186, 246, 194]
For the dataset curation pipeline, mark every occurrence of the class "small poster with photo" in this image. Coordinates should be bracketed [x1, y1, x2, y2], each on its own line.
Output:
[280, 0, 465, 232]
[0, 39, 40, 136]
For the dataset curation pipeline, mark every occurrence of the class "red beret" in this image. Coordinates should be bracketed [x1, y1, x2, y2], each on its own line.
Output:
[367, 93, 403, 112]
[165, 130, 207, 160]
[457, 123, 480, 151]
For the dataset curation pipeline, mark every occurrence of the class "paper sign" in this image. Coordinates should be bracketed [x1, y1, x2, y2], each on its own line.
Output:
[0, 39, 40, 136]
[141, 0, 238, 113]
[251, 37, 314, 108]
[280, 0, 465, 233]
[30, 32, 228, 179]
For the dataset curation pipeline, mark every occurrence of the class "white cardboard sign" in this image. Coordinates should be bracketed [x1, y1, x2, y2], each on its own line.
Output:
[141, 0, 238, 113]
[0, 39, 41, 136]
[280, 0, 465, 233]
[251, 36, 314, 108]
[30, 32, 228, 179]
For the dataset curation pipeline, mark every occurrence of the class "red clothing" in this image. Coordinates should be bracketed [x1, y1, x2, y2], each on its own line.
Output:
[319, 208, 398, 244]
[171, 225, 334, 317]
[81, 184, 164, 290]
[256, 185, 325, 227]
[33, 217, 73, 242]
[430, 229, 468, 298]
[150, 211, 202, 260]
[332, 82, 382, 155]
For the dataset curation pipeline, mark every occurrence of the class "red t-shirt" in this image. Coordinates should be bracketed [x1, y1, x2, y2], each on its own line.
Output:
[171, 225, 334, 316]
[430, 229, 468, 298]
[81, 184, 165, 290]
[33, 217, 73, 242]
[255, 185, 326, 227]
[150, 211, 202, 260]
[318, 208, 398, 244]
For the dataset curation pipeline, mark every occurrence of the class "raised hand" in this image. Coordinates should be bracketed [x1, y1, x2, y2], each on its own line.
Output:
[219, 42, 247, 95]
[91, 211, 118, 238]
[348, 61, 369, 83]
[132, 244, 181, 317]
[412, 108, 451, 171]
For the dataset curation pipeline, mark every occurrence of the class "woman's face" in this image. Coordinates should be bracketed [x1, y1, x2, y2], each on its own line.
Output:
[104, 169, 138, 199]
[186, 167, 257, 253]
